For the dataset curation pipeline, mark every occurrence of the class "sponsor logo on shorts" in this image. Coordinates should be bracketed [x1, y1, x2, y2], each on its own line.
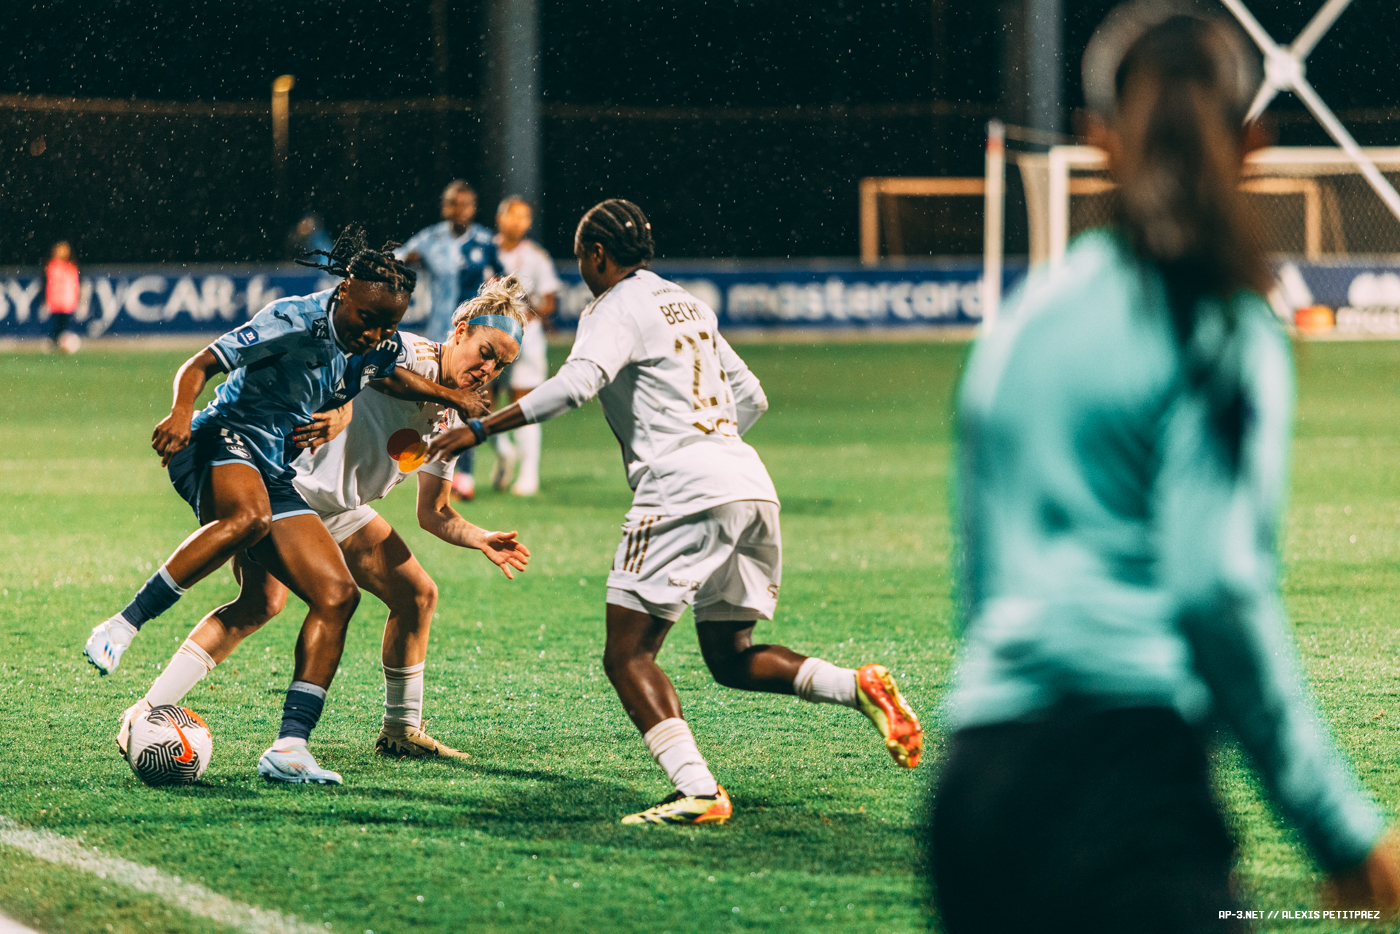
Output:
[220, 429, 252, 460]
[235, 326, 260, 346]
[767, 584, 780, 598]
[668, 577, 701, 591]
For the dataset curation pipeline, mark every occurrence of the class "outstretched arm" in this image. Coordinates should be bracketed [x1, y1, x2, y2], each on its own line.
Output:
[373, 366, 489, 421]
[152, 348, 224, 466]
[1161, 315, 1393, 902]
[426, 358, 607, 460]
[415, 473, 530, 579]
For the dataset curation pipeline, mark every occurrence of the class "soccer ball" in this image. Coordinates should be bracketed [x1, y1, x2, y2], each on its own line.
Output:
[127, 705, 212, 786]
[57, 331, 81, 354]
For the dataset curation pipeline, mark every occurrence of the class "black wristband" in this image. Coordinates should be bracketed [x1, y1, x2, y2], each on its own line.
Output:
[467, 418, 488, 445]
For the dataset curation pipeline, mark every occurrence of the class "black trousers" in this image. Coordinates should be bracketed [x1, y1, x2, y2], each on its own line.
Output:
[929, 707, 1241, 934]
[50, 311, 72, 342]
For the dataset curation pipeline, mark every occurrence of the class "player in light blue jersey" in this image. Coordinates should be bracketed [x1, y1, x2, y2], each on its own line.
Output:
[86, 227, 484, 785]
[398, 179, 498, 499]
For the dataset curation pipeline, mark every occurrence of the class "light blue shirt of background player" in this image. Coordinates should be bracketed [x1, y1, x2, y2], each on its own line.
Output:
[397, 180, 496, 343]
[198, 289, 401, 481]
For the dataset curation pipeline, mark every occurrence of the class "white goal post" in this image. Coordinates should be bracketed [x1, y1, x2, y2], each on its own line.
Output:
[982, 143, 1400, 323]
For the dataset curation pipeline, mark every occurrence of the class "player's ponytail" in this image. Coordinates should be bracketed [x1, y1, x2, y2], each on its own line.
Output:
[450, 275, 530, 335]
[1084, 4, 1268, 467]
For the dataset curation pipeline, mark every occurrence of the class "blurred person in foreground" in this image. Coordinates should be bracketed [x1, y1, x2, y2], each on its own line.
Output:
[45, 241, 80, 352]
[488, 196, 562, 496]
[930, 4, 1400, 931]
[397, 180, 498, 500]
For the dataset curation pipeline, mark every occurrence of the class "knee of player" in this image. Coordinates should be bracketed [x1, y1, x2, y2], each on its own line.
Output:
[227, 509, 273, 545]
[413, 578, 439, 617]
[315, 579, 361, 620]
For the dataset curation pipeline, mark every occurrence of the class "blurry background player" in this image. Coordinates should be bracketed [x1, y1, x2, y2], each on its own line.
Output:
[397, 180, 497, 500]
[488, 196, 561, 496]
[429, 200, 923, 825]
[930, 5, 1400, 929]
[85, 227, 482, 785]
[117, 278, 532, 765]
[45, 241, 80, 352]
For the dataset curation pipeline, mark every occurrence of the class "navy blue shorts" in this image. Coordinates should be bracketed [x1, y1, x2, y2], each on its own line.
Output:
[167, 425, 314, 523]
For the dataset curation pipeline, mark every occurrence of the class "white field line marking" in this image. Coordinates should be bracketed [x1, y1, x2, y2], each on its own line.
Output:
[0, 912, 43, 934]
[0, 817, 328, 934]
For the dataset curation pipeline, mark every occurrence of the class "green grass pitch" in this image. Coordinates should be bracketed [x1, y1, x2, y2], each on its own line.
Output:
[0, 338, 1397, 934]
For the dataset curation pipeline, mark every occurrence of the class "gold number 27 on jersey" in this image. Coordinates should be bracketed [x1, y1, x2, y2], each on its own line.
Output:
[674, 331, 730, 411]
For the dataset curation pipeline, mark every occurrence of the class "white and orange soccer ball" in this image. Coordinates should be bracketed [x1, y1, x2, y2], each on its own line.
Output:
[57, 331, 81, 354]
[126, 705, 212, 786]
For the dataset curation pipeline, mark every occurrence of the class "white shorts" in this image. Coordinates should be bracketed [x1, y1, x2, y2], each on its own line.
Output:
[606, 500, 782, 624]
[319, 504, 379, 544]
[509, 317, 548, 390]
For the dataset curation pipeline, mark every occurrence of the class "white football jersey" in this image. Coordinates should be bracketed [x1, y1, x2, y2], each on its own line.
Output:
[566, 269, 778, 515]
[293, 330, 459, 516]
[495, 239, 562, 307]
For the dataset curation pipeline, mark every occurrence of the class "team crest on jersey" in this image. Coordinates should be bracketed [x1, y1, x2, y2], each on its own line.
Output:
[311, 317, 329, 340]
[235, 327, 260, 346]
[469, 247, 484, 263]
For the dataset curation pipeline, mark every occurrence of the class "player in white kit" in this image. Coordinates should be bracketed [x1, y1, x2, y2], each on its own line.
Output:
[429, 200, 923, 824]
[116, 278, 533, 772]
[489, 196, 562, 496]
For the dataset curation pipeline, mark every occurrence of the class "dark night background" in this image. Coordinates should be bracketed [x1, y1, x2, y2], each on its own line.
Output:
[3, 1, 1399, 263]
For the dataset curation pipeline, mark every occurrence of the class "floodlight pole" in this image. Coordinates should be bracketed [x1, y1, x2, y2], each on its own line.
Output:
[272, 74, 295, 218]
[1218, 0, 1400, 224]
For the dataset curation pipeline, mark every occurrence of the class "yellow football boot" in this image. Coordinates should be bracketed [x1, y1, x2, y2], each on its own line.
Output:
[621, 785, 732, 825]
[375, 723, 469, 759]
[856, 663, 923, 768]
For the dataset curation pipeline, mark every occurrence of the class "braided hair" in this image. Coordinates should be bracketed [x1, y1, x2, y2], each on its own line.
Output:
[296, 224, 417, 294]
[574, 199, 655, 266]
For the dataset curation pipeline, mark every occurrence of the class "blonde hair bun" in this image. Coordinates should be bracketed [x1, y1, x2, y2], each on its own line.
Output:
[450, 274, 531, 333]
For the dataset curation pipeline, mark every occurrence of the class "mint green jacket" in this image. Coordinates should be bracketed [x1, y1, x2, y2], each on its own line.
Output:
[951, 229, 1382, 870]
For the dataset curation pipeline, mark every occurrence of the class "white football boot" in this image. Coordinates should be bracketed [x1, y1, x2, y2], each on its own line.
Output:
[115, 698, 152, 758]
[84, 615, 138, 675]
[257, 745, 343, 785]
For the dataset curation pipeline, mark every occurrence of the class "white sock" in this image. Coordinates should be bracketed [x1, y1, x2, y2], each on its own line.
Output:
[145, 639, 216, 707]
[793, 657, 859, 708]
[514, 423, 541, 488]
[493, 431, 517, 460]
[383, 661, 425, 728]
[643, 718, 718, 797]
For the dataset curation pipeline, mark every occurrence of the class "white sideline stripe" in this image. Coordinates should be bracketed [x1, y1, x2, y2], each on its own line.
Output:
[0, 912, 43, 934]
[0, 817, 327, 934]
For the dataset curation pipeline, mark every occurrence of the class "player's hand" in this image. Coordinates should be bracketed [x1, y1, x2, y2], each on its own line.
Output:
[151, 408, 194, 467]
[444, 386, 492, 421]
[1325, 830, 1400, 917]
[291, 400, 353, 452]
[427, 424, 484, 461]
[477, 530, 530, 579]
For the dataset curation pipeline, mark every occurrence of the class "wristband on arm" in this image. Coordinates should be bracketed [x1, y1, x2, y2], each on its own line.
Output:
[466, 418, 489, 445]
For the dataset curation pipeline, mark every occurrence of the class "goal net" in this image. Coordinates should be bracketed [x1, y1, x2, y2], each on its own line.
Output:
[1010, 145, 1400, 269]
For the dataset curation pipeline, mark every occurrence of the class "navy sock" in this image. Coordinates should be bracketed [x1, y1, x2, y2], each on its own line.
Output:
[456, 446, 474, 476]
[278, 681, 327, 742]
[120, 566, 187, 630]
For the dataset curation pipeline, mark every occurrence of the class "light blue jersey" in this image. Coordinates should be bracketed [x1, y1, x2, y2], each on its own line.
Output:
[397, 221, 492, 342]
[196, 290, 398, 481]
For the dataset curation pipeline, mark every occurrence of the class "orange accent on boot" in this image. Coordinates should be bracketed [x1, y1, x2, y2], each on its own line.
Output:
[857, 664, 924, 768]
